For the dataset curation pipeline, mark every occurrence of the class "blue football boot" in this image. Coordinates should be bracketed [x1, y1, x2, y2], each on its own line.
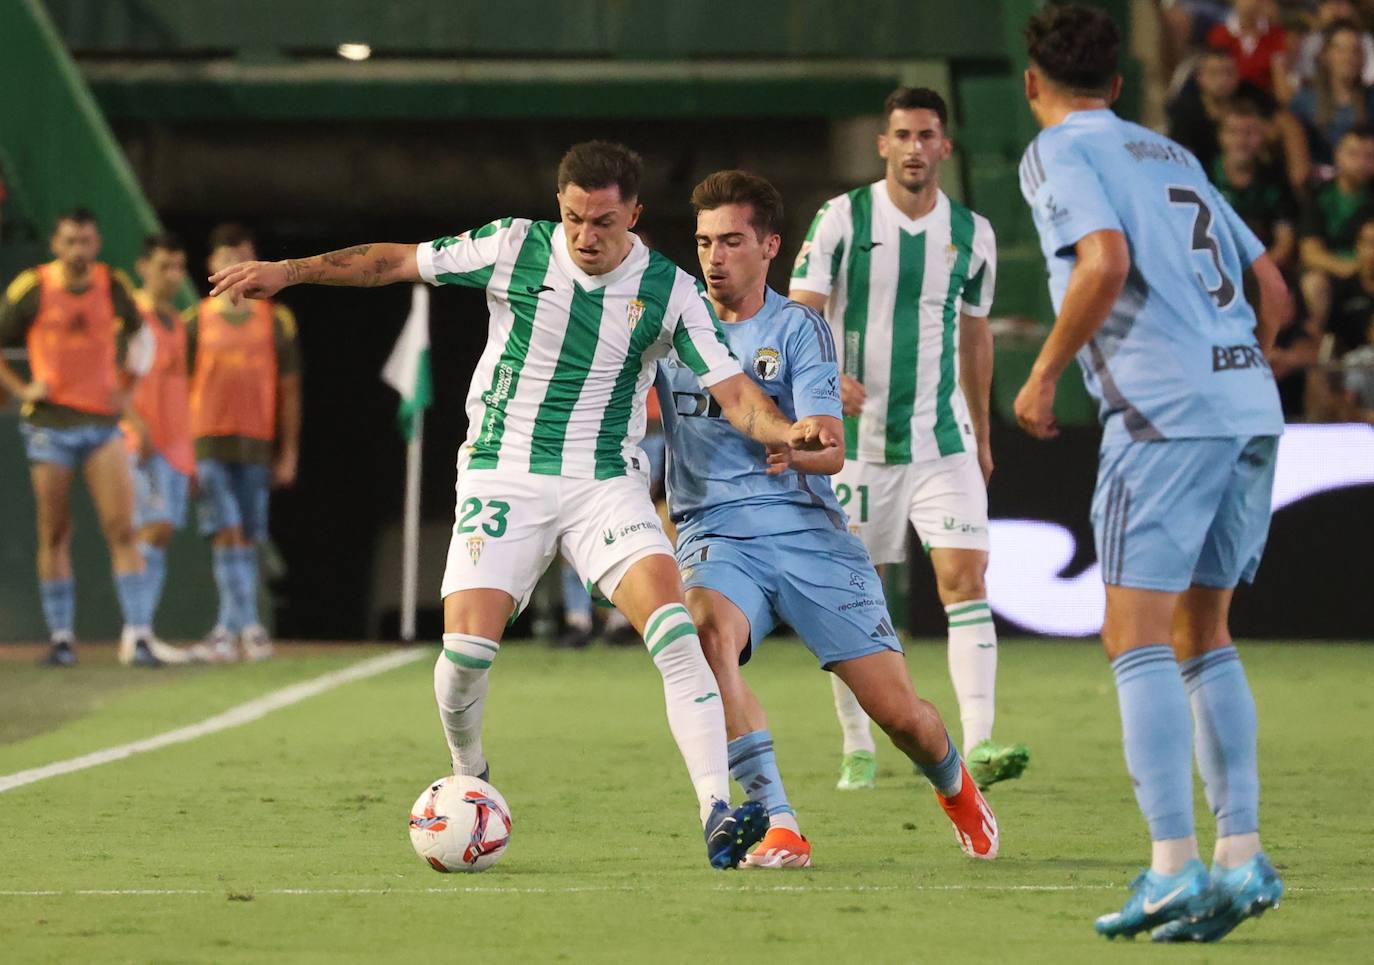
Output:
[1151, 853, 1284, 943]
[704, 799, 768, 870]
[1094, 859, 1212, 940]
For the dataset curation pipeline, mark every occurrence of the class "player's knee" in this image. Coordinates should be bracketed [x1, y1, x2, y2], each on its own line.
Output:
[144, 523, 175, 547]
[938, 570, 986, 602]
[694, 622, 737, 674]
[37, 516, 73, 549]
[871, 697, 941, 745]
[101, 513, 137, 548]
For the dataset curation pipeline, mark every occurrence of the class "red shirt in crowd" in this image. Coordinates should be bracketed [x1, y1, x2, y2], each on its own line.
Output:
[1208, 15, 1288, 93]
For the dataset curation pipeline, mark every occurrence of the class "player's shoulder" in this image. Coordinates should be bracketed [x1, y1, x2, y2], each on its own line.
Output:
[776, 294, 835, 354]
[811, 187, 860, 222]
[272, 302, 298, 337]
[4, 267, 42, 304]
[433, 216, 531, 250]
[944, 194, 994, 235]
[110, 266, 137, 293]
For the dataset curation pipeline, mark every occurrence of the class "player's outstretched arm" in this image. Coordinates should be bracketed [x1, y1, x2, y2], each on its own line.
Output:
[1014, 228, 1129, 439]
[708, 373, 839, 453]
[208, 243, 421, 303]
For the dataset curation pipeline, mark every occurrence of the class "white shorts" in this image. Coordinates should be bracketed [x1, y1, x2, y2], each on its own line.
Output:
[834, 452, 989, 564]
[440, 463, 672, 615]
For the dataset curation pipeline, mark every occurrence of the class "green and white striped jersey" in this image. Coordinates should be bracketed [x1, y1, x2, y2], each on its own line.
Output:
[790, 185, 996, 465]
[417, 218, 739, 479]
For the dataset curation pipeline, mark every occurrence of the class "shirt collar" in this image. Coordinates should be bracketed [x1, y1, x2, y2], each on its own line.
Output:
[550, 223, 647, 290]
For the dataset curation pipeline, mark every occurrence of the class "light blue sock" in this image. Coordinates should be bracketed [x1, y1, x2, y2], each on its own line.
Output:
[1111, 645, 1195, 841]
[560, 564, 593, 624]
[234, 545, 261, 628]
[39, 578, 75, 637]
[113, 570, 148, 627]
[728, 729, 793, 818]
[914, 732, 963, 797]
[1181, 646, 1259, 837]
[212, 547, 240, 631]
[140, 544, 168, 624]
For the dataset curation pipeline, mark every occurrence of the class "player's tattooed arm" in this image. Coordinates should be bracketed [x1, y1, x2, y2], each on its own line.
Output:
[709, 374, 839, 454]
[709, 373, 793, 446]
[209, 244, 420, 302]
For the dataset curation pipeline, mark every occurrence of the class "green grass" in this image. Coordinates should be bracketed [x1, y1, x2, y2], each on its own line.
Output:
[0, 639, 1370, 964]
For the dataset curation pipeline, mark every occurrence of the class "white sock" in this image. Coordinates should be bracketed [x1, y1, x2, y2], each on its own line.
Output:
[604, 608, 630, 632]
[1214, 832, 1262, 869]
[1152, 836, 1201, 876]
[643, 603, 730, 826]
[769, 811, 801, 834]
[565, 610, 592, 632]
[435, 633, 499, 777]
[830, 675, 876, 755]
[945, 600, 997, 754]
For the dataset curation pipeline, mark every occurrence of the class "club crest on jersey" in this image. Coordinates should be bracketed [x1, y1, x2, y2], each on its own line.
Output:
[467, 536, 484, 565]
[945, 243, 959, 269]
[752, 347, 781, 381]
[626, 298, 645, 329]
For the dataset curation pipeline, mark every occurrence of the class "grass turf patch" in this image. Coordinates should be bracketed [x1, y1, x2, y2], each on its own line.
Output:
[0, 639, 1370, 963]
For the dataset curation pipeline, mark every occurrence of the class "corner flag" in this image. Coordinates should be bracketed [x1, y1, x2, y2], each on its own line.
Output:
[382, 284, 433, 441]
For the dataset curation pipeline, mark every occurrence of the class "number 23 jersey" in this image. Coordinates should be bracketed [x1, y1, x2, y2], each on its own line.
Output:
[1019, 108, 1282, 443]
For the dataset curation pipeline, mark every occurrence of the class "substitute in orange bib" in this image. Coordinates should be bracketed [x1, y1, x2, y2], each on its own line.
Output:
[189, 224, 301, 661]
[121, 233, 203, 663]
[0, 208, 160, 667]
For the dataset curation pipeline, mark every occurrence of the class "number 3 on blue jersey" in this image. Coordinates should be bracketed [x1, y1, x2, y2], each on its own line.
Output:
[1167, 186, 1236, 310]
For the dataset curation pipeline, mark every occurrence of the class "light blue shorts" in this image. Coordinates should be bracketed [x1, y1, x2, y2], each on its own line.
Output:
[676, 526, 901, 670]
[131, 451, 191, 529]
[20, 422, 121, 468]
[196, 458, 270, 541]
[1092, 435, 1278, 592]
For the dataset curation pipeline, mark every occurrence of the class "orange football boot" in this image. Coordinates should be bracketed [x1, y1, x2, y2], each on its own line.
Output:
[743, 825, 812, 869]
[935, 761, 1000, 859]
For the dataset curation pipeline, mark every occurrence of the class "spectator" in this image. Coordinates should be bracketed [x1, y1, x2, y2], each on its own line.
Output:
[1292, 2, 1374, 88]
[1169, 47, 1311, 184]
[1212, 98, 1301, 271]
[1290, 19, 1374, 164]
[1207, 0, 1292, 99]
[1299, 125, 1374, 328]
[1161, 0, 1236, 73]
[1339, 315, 1374, 420]
[1325, 215, 1374, 353]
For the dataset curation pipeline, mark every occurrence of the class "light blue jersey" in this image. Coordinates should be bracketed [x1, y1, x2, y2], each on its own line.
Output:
[1020, 109, 1283, 444]
[657, 286, 899, 666]
[655, 287, 845, 543]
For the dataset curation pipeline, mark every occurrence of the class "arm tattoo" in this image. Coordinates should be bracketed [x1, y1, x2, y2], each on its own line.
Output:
[285, 245, 392, 287]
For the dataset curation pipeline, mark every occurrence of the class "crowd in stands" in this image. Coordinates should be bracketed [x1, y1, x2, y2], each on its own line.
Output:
[1161, 0, 1374, 422]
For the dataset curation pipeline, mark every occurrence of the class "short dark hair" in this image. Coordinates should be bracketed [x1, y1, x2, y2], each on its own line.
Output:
[1025, 3, 1122, 96]
[141, 232, 185, 257]
[883, 86, 949, 130]
[1220, 98, 1264, 123]
[54, 207, 98, 231]
[689, 170, 784, 239]
[207, 222, 255, 253]
[556, 141, 643, 201]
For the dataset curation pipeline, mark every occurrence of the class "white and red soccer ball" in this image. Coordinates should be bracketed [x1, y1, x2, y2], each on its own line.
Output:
[408, 776, 512, 873]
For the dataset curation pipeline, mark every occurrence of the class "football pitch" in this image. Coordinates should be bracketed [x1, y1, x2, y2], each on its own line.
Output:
[0, 639, 1370, 963]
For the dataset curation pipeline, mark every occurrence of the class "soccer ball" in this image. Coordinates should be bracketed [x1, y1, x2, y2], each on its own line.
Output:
[408, 775, 513, 873]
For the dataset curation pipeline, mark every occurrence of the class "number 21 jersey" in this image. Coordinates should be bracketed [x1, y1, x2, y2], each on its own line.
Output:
[1019, 108, 1282, 444]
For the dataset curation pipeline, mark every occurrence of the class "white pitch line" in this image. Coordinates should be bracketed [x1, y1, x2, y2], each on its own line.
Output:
[0, 885, 1367, 897]
[0, 648, 427, 794]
